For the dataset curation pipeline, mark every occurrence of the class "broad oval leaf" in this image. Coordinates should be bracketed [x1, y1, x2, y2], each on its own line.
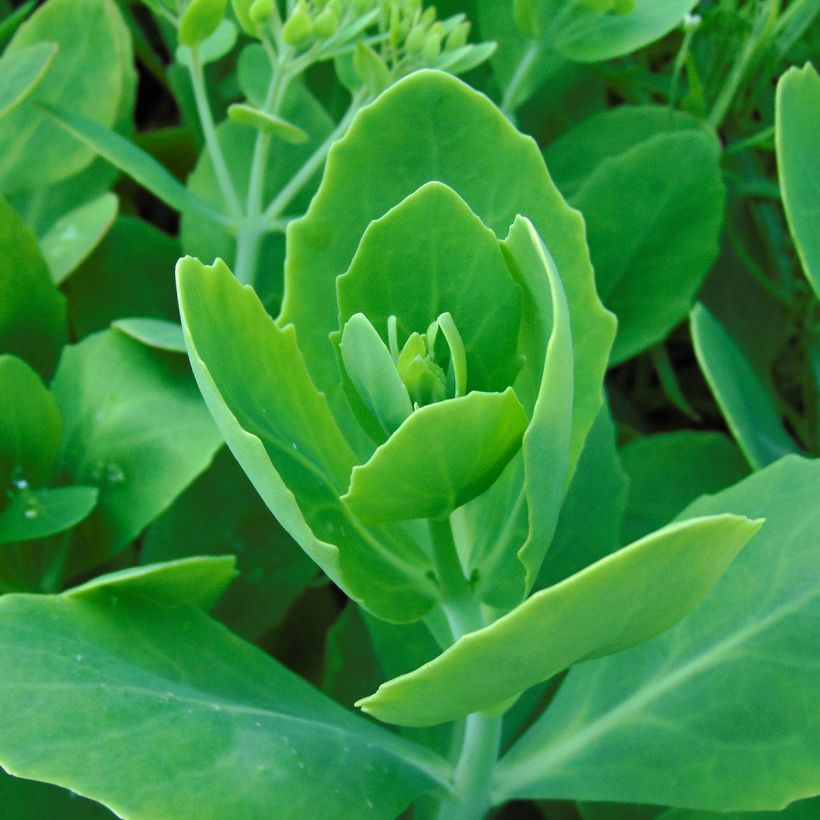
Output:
[496, 456, 820, 812]
[0, 486, 97, 544]
[357, 514, 760, 726]
[0, 41, 57, 118]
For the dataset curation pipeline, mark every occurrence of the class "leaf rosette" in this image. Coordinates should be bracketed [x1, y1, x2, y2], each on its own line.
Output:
[178, 70, 617, 624]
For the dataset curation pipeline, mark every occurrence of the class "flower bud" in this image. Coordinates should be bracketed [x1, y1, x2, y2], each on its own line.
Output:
[249, 0, 274, 25]
[313, 7, 338, 39]
[421, 29, 442, 63]
[445, 21, 470, 51]
[178, 0, 228, 47]
[513, 0, 539, 39]
[282, 2, 313, 45]
[405, 23, 426, 53]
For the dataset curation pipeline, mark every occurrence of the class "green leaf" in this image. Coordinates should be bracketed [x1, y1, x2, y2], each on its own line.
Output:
[691, 304, 799, 469]
[0, 196, 67, 378]
[572, 131, 725, 363]
[0, 41, 57, 118]
[39, 192, 118, 284]
[657, 799, 820, 820]
[65, 555, 237, 611]
[337, 182, 522, 397]
[776, 63, 820, 300]
[496, 456, 820, 811]
[0, 355, 61, 489]
[0, 589, 450, 818]
[343, 389, 528, 524]
[283, 69, 614, 478]
[227, 103, 309, 143]
[339, 313, 412, 436]
[65, 216, 180, 338]
[0, 486, 97, 544]
[112, 318, 186, 353]
[177, 256, 437, 622]
[40, 103, 227, 224]
[0, 0, 130, 193]
[142, 447, 316, 640]
[544, 105, 708, 198]
[620, 431, 749, 543]
[357, 514, 760, 727]
[50, 329, 222, 572]
[178, 0, 227, 47]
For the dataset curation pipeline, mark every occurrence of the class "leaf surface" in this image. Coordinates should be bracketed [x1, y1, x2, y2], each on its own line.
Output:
[0, 40, 56, 118]
[0, 486, 97, 544]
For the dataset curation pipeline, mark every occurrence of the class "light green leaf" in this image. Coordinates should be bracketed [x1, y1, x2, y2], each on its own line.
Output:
[176, 18, 237, 66]
[227, 103, 309, 143]
[40, 103, 226, 224]
[691, 304, 799, 469]
[343, 389, 528, 524]
[0, 40, 57, 118]
[572, 131, 725, 363]
[39, 192, 118, 284]
[0, 590, 450, 819]
[65, 216, 180, 338]
[177, 256, 437, 623]
[776, 63, 820, 300]
[544, 105, 707, 198]
[0, 486, 97, 544]
[337, 182, 522, 397]
[0, 354, 61, 489]
[50, 329, 222, 573]
[142, 446, 316, 640]
[178, 0, 228, 47]
[283, 69, 614, 479]
[112, 318, 186, 353]
[339, 313, 412, 436]
[497, 456, 820, 811]
[620, 431, 749, 543]
[0, 196, 67, 378]
[65, 555, 237, 611]
[357, 514, 760, 727]
[0, 0, 129, 193]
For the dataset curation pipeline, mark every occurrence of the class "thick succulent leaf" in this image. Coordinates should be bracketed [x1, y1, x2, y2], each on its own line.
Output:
[620, 431, 749, 543]
[39, 192, 118, 284]
[337, 182, 522, 394]
[142, 447, 316, 640]
[0, 355, 61, 488]
[50, 329, 222, 573]
[357, 514, 760, 727]
[112, 318, 186, 353]
[0, 486, 97, 544]
[0, 590, 450, 819]
[65, 556, 237, 611]
[65, 216, 180, 338]
[572, 131, 725, 363]
[0, 0, 130, 193]
[691, 304, 799, 469]
[0, 40, 57, 118]
[177, 257, 437, 622]
[544, 105, 708, 197]
[343, 389, 528, 523]
[0, 197, 67, 378]
[496, 456, 820, 811]
[776, 63, 820, 300]
[282, 69, 614, 477]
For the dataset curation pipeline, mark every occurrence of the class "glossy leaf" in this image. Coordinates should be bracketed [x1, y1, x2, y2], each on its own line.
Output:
[0, 0, 130, 193]
[112, 318, 186, 353]
[0, 589, 450, 819]
[0, 486, 97, 544]
[0, 40, 57, 118]
[227, 103, 309, 143]
[283, 70, 613, 479]
[776, 63, 820, 299]
[343, 389, 528, 523]
[177, 257, 437, 623]
[691, 304, 799, 469]
[572, 131, 725, 363]
[497, 456, 820, 811]
[39, 192, 118, 284]
[50, 329, 222, 570]
[357, 514, 760, 726]
[0, 197, 67, 378]
[620, 431, 749, 543]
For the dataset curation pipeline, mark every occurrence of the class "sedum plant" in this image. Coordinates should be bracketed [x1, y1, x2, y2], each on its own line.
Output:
[0, 0, 818, 818]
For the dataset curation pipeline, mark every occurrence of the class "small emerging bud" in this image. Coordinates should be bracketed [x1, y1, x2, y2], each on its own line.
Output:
[178, 0, 228, 47]
[405, 23, 426, 53]
[313, 7, 338, 39]
[282, 2, 313, 45]
[248, 0, 273, 25]
[422, 29, 442, 62]
[445, 21, 470, 51]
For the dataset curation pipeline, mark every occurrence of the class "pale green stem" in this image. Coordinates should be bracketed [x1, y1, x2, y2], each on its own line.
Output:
[261, 88, 368, 225]
[428, 515, 472, 604]
[500, 40, 539, 117]
[187, 47, 243, 221]
[436, 712, 503, 820]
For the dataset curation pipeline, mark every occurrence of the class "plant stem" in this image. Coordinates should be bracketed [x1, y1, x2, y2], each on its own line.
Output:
[500, 40, 539, 117]
[188, 47, 243, 221]
[429, 515, 472, 604]
[436, 712, 503, 820]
